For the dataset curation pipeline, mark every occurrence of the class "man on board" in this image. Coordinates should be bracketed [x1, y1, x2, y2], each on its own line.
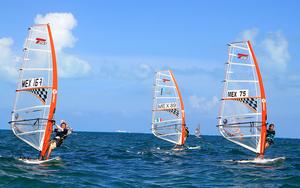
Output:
[184, 126, 189, 141]
[265, 123, 275, 149]
[256, 123, 276, 159]
[41, 120, 72, 160]
[172, 126, 189, 150]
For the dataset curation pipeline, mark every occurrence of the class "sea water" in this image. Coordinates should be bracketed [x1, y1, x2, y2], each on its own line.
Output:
[0, 130, 299, 187]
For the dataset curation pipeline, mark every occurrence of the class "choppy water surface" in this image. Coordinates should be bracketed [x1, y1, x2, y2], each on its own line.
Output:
[0, 130, 299, 187]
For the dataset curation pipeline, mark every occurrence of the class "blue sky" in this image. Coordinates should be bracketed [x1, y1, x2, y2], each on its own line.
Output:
[0, 1, 299, 138]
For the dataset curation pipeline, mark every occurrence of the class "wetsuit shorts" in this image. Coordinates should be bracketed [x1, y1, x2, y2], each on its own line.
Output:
[266, 137, 274, 145]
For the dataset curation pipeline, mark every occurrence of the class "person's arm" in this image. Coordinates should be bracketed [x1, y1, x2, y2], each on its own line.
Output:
[55, 124, 63, 131]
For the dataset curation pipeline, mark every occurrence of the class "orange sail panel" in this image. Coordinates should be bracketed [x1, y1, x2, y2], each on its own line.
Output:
[10, 24, 58, 158]
[152, 70, 186, 145]
[218, 41, 267, 155]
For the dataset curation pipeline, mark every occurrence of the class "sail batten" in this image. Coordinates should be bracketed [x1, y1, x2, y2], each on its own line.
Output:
[225, 80, 259, 83]
[10, 24, 57, 158]
[154, 97, 180, 99]
[20, 68, 53, 71]
[155, 85, 176, 88]
[13, 105, 50, 112]
[218, 41, 267, 155]
[16, 130, 45, 136]
[229, 62, 255, 67]
[24, 48, 51, 53]
[152, 70, 186, 146]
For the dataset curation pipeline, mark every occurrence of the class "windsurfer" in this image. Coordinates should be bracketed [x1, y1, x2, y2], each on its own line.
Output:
[41, 120, 71, 160]
[172, 126, 189, 150]
[184, 126, 189, 141]
[265, 123, 275, 149]
[256, 124, 276, 159]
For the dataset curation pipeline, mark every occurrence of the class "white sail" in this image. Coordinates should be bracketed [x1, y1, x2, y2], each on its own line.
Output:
[195, 124, 201, 138]
[152, 70, 186, 145]
[10, 24, 58, 153]
[218, 41, 267, 154]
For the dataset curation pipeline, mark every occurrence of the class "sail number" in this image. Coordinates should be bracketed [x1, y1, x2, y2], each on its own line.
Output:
[227, 89, 248, 98]
[21, 77, 43, 88]
[158, 102, 177, 109]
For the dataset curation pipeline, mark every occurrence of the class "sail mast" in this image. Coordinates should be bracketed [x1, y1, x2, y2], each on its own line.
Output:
[40, 24, 58, 158]
[169, 70, 186, 145]
[247, 41, 267, 156]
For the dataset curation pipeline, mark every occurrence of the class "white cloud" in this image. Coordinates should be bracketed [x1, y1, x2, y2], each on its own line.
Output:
[34, 13, 77, 51]
[133, 63, 153, 80]
[58, 53, 91, 78]
[93, 56, 155, 81]
[189, 95, 218, 112]
[237, 29, 291, 74]
[34, 12, 91, 78]
[237, 28, 259, 42]
[0, 37, 18, 80]
[260, 32, 290, 72]
[92, 56, 220, 82]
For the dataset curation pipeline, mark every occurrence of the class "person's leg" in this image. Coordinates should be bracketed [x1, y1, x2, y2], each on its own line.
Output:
[265, 142, 270, 149]
[46, 147, 53, 159]
[39, 146, 49, 160]
[256, 154, 264, 159]
[46, 141, 56, 159]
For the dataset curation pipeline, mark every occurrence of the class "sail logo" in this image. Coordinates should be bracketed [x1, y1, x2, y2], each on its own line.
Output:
[155, 118, 163, 123]
[237, 53, 249, 60]
[21, 78, 43, 88]
[162, 78, 170, 83]
[227, 89, 248, 98]
[35, 38, 47, 45]
[158, 102, 177, 109]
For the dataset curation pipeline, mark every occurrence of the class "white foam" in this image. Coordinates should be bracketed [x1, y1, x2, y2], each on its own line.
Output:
[19, 156, 61, 164]
[230, 157, 286, 164]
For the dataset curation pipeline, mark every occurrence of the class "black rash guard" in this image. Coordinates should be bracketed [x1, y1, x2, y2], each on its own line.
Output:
[54, 128, 69, 147]
[266, 129, 275, 145]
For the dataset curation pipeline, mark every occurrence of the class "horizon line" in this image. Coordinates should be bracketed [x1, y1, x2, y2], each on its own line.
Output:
[0, 128, 299, 140]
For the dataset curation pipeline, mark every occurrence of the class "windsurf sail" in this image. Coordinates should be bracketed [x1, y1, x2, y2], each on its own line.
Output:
[9, 24, 58, 159]
[195, 124, 201, 138]
[152, 70, 186, 145]
[218, 41, 267, 156]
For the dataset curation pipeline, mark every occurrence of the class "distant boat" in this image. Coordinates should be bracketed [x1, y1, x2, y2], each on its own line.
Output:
[195, 124, 201, 138]
[151, 70, 187, 148]
[9, 24, 58, 161]
[218, 41, 268, 158]
[115, 130, 128, 133]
